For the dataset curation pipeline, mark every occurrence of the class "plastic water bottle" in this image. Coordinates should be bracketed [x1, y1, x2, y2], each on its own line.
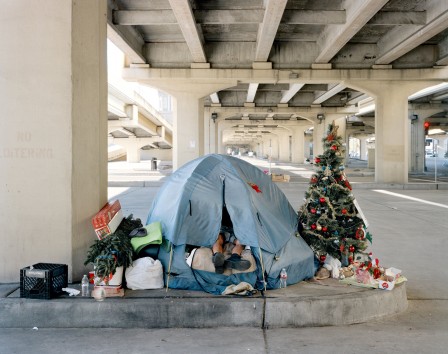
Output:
[279, 268, 287, 288]
[81, 274, 89, 297]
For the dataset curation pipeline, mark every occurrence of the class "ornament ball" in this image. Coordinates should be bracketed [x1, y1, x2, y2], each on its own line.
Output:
[311, 224, 317, 230]
[341, 208, 347, 214]
[319, 197, 326, 203]
[349, 245, 355, 253]
[322, 226, 328, 232]
[316, 225, 322, 231]
[311, 208, 316, 214]
[319, 255, 326, 262]
[331, 145, 337, 151]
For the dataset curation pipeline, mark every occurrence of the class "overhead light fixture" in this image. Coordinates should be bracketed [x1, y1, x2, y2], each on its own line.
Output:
[211, 112, 218, 123]
[317, 114, 325, 123]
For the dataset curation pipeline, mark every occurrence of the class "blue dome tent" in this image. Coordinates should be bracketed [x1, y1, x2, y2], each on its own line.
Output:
[147, 154, 315, 294]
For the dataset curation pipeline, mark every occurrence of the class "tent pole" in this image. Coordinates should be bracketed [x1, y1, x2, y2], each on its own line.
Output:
[166, 243, 173, 293]
[258, 248, 267, 292]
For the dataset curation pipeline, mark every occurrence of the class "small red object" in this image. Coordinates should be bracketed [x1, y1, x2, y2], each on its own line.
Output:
[311, 224, 317, 230]
[348, 256, 353, 264]
[319, 254, 326, 262]
[319, 197, 326, 203]
[349, 245, 355, 253]
[248, 182, 262, 193]
[373, 268, 381, 279]
[322, 226, 328, 232]
[315, 157, 321, 163]
[341, 208, 347, 214]
[331, 145, 337, 150]
[311, 208, 316, 214]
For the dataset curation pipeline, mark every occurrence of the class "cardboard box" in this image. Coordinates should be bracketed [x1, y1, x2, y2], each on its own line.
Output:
[93, 285, 124, 297]
[92, 200, 123, 239]
[271, 174, 290, 182]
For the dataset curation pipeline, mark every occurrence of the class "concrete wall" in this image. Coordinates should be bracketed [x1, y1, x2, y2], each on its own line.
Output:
[141, 149, 173, 161]
[0, 0, 107, 282]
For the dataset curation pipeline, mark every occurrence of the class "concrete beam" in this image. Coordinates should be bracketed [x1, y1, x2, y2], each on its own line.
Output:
[368, 11, 426, 25]
[280, 83, 305, 103]
[246, 83, 259, 103]
[313, 83, 346, 104]
[315, 0, 388, 63]
[210, 92, 220, 104]
[122, 67, 448, 86]
[113, 10, 177, 25]
[408, 83, 448, 100]
[107, 22, 145, 64]
[168, 0, 207, 63]
[254, 0, 288, 62]
[281, 10, 345, 24]
[376, 10, 448, 65]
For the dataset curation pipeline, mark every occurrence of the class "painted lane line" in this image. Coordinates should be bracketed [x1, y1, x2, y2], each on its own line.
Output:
[373, 190, 448, 209]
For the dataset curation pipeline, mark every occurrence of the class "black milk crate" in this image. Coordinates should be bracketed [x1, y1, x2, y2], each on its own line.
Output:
[20, 263, 68, 299]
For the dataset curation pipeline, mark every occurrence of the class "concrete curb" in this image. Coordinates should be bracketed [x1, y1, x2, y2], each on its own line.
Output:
[264, 283, 407, 328]
[0, 283, 407, 329]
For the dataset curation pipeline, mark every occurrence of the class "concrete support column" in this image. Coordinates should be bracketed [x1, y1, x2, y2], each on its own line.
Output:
[312, 120, 327, 157]
[359, 137, 368, 161]
[216, 119, 232, 154]
[352, 80, 433, 183]
[304, 134, 313, 159]
[333, 116, 348, 163]
[124, 137, 141, 163]
[374, 83, 410, 183]
[409, 118, 425, 173]
[171, 93, 203, 169]
[290, 126, 306, 163]
[0, 0, 108, 282]
[203, 108, 213, 155]
[277, 131, 291, 162]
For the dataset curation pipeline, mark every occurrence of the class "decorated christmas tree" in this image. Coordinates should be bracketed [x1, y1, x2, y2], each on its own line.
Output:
[299, 123, 371, 266]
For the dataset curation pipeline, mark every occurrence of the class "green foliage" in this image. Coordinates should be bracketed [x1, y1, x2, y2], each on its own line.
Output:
[84, 214, 142, 283]
[299, 123, 371, 263]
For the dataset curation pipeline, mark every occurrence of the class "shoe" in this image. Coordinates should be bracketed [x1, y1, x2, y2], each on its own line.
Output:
[224, 254, 251, 271]
[212, 252, 225, 273]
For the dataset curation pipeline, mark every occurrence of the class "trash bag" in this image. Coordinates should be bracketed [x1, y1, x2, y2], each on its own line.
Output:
[125, 257, 164, 290]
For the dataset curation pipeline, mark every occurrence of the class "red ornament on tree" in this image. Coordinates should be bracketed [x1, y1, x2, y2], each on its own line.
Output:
[331, 145, 337, 151]
[311, 177, 317, 183]
[319, 254, 326, 262]
[310, 208, 316, 214]
[373, 268, 381, 279]
[344, 180, 352, 190]
[348, 256, 353, 264]
[319, 197, 326, 203]
[355, 227, 365, 240]
[315, 157, 321, 164]
[311, 224, 317, 230]
[327, 134, 334, 142]
[349, 245, 355, 253]
[341, 208, 347, 214]
[322, 226, 328, 232]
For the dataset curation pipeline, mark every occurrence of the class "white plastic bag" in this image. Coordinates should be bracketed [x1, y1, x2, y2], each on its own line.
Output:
[125, 257, 164, 290]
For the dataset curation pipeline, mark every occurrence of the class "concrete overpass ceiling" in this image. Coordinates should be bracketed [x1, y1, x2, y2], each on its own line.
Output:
[110, 0, 448, 140]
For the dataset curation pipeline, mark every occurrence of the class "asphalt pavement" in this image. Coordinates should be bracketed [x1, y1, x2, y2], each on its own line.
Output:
[1, 156, 448, 353]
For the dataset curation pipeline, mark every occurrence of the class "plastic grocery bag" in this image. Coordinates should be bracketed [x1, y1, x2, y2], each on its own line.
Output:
[125, 257, 164, 290]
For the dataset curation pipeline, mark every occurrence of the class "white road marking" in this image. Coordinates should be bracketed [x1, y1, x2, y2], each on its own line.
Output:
[373, 190, 448, 209]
